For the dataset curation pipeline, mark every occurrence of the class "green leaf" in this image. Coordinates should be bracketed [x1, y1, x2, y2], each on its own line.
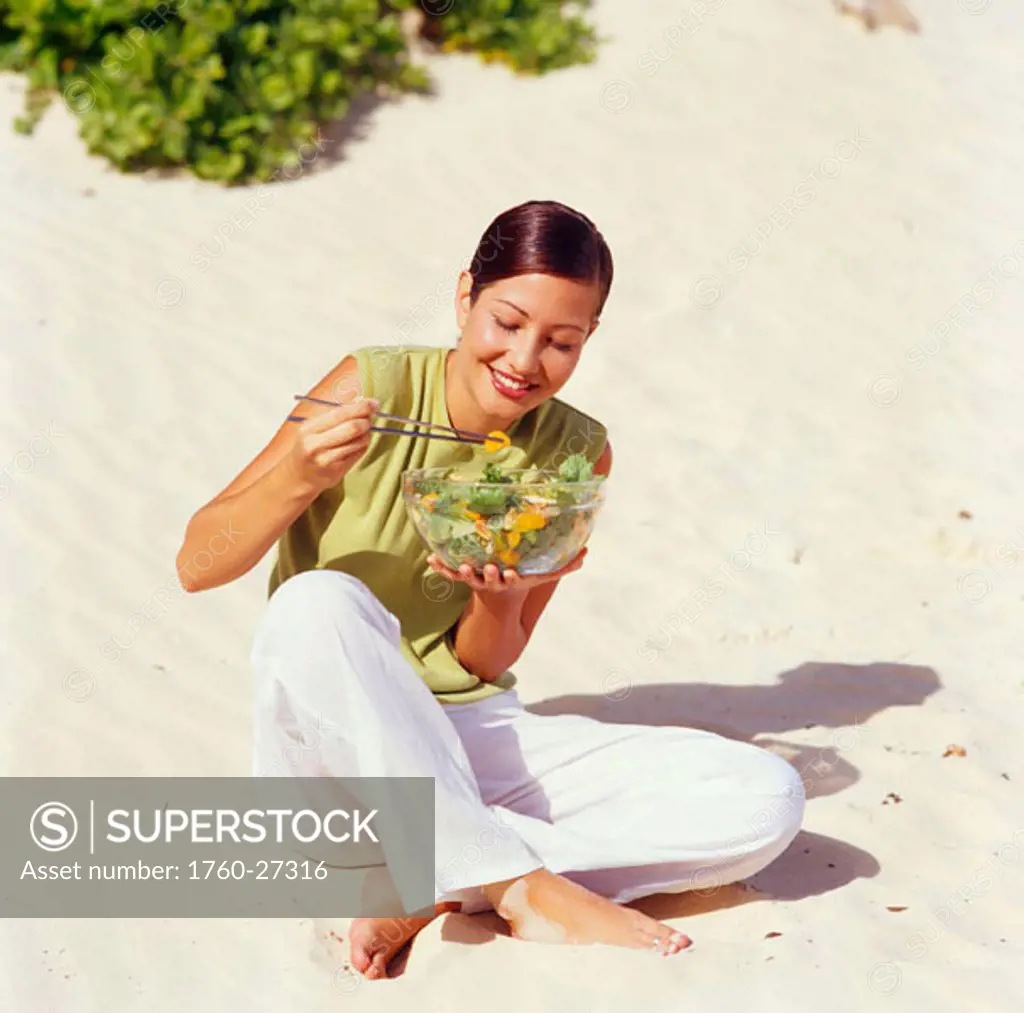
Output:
[260, 73, 294, 110]
[320, 68, 342, 95]
[242, 23, 270, 55]
[428, 514, 454, 542]
[291, 49, 315, 97]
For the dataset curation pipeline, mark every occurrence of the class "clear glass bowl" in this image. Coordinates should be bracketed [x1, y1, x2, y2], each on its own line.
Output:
[402, 466, 607, 576]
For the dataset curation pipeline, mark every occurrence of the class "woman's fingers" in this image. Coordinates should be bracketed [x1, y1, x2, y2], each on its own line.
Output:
[464, 561, 495, 594]
[426, 556, 512, 592]
[289, 396, 375, 479]
[318, 434, 371, 465]
[311, 416, 373, 453]
[297, 399, 378, 458]
[427, 555, 460, 580]
[426, 553, 594, 593]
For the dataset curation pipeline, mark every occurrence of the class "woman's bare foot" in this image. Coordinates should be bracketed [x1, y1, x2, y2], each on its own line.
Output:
[349, 903, 459, 979]
[484, 869, 691, 956]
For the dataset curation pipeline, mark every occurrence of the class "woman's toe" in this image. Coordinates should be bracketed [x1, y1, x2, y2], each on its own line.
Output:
[350, 940, 384, 979]
[651, 926, 691, 955]
[365, 952, 388, 980]
[669, 929, 692, 951]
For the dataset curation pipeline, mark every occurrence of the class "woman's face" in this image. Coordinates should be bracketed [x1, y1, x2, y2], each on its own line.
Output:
[453, 271, 601, 422]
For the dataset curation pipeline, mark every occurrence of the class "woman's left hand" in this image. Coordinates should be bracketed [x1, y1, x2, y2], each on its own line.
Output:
[426, 548, 588, 594]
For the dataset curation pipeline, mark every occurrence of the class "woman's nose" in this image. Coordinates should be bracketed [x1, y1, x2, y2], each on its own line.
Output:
[508, 335, 542, 375]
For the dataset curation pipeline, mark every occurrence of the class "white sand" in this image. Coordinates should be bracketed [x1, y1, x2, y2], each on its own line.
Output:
[2, 0, 1023, 1009]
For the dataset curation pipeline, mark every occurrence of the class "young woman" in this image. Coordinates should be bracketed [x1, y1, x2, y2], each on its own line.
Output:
[177, 200, 805, 979]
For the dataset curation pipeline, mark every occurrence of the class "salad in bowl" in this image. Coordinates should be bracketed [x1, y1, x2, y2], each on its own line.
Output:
[402, 454, 607, 576]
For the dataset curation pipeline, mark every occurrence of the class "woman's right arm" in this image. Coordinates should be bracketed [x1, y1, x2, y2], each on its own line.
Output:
[176, 355, 376, 593]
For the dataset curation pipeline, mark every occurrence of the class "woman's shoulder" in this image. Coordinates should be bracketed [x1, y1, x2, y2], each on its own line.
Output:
[348, 344, 442, 404]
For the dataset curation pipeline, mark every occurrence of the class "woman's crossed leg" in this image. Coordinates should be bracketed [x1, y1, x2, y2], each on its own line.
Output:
[251, 571, 803, 977]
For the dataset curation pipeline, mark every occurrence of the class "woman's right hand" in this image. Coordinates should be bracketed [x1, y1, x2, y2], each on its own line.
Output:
[285, 395, 379, 493]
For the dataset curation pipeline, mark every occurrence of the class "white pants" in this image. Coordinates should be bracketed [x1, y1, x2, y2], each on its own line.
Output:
[251, 570, 805, 915]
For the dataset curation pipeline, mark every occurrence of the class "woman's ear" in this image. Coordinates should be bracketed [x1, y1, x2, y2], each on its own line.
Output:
[455, 270, 474, 330]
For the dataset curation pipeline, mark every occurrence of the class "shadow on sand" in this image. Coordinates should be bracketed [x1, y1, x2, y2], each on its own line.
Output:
[528, 660, 941, 799]
[523, 661, 940, 915]
[526, 661, 941, 736]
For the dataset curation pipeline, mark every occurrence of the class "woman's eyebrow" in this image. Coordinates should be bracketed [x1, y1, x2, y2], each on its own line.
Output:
[494, 298, 587, 334]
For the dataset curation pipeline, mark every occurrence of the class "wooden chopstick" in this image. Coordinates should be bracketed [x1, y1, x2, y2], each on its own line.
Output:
[292, 394, 490, 441]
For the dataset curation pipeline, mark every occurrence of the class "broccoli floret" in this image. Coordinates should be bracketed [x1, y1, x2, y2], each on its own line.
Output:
[482, 461, 512, 484]
[466, 485, 511, 515]
[557, 453, 594, 483]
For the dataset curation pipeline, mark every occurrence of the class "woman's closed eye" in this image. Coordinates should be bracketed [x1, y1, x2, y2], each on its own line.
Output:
[547, 333, 584, 352]
[494, 316, 520, 333]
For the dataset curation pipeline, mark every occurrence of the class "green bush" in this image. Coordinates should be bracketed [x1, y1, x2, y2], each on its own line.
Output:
[0, 0, 597, 183]
[426, 0, 596, 74]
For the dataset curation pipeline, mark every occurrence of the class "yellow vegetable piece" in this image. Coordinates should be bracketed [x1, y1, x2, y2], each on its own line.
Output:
[484, 430, 511, 454]
[497, 547, 520, 566]
[464, 509, 481, 521]
[421, 493, 439, 512]
[512, 511, 547, 533]
[506, 531, 521, 549]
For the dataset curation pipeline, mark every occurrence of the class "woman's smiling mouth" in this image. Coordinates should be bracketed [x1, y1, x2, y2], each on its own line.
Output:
[488, 365, 538, 401]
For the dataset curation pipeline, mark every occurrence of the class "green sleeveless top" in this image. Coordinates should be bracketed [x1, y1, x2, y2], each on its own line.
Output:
[267, 344, 608, 705]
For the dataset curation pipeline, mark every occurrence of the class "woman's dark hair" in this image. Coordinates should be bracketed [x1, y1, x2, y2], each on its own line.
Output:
[467, 200, 614, 318]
